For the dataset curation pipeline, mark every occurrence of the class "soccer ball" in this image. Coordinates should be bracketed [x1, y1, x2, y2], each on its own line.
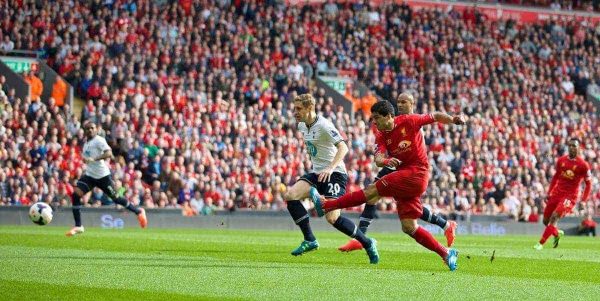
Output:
[29, 202, 53, 225]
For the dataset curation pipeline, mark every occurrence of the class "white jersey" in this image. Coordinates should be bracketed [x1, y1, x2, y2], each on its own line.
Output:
[82, 135, 112, 179]
[298, 116, 347, 174]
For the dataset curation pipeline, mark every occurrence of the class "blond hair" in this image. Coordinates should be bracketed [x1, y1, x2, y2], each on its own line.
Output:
[294, 93, 316, 108]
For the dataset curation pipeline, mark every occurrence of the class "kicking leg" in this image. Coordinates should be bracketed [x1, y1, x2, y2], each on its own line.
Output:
[101, 176, 147, 228]
[310, 184, 379, 216]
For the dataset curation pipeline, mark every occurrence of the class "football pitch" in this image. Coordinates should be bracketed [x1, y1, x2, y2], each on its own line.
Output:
[1, 226, 599, 300]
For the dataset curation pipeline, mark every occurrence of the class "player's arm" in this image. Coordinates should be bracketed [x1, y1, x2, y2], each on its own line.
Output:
[374, 151, 401, 168]
[330, 141, 349, 170]
[580, 167, 592, 202]
[432, 112, 466, 125]
[94, 149, 113, 161]
[373, 132, 401, 168]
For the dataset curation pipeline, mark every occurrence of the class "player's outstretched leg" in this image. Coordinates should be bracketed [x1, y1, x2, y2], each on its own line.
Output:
[309, 187, 368, 216]
[339, 204, 377, 252]
[421, 207, 457, 247]
[113, 197, 147, 228]
[309, 187, 326, 217]
[66, 190, 85, 237]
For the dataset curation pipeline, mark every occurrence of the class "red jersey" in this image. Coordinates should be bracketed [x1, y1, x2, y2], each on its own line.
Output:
[374, 114, 434, 169]
[549, 155, 591, 200]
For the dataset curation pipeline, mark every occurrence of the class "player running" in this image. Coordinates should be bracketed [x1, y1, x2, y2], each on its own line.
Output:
[284, 93, 379, 264]
[66, 122, 147, 236]
[309, 94, 464, 271]
[534, 138, 591, 250]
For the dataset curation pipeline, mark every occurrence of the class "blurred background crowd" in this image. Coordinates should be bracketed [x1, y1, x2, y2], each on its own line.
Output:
[0, 0, 598, 222]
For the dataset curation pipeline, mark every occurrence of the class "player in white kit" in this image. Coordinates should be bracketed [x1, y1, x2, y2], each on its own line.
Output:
[66, 122, 147, 236]
[284, 94, 379, 264]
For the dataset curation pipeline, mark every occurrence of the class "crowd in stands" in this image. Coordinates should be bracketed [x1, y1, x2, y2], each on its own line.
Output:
[0, 0, 599, 221]
[491, 0, 600, 12]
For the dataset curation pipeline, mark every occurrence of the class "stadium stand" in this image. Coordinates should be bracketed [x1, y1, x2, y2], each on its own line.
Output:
[0, 0, 598, 220]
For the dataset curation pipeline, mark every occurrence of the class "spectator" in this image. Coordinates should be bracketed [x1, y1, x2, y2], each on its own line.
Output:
[23, 71, 43, 102]
[578, 213, 597, 236]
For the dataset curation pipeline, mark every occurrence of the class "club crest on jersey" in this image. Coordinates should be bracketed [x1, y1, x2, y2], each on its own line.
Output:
[401, 128, 407, 137]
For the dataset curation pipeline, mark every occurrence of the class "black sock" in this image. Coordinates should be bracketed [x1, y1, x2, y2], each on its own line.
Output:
[359, 204, 376, 234]
[72, 193, 82, 227]
[333, 216, 372, 248]
[287, 200, 316, 242]
[420, 206, 447, 230]
[113, 197, 141, 215]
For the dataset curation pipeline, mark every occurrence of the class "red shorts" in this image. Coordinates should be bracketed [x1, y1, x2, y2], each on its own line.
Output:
[543, 194, 576, 220]
[375, 167, 429, 220]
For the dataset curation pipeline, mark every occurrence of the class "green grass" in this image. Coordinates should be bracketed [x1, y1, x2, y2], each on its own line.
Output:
[1, 226, 599, 300]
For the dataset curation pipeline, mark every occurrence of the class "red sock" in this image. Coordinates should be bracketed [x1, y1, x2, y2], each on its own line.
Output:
[410, 226, 448, 259]
[323, 190, 367, 211]
[539, 224, 558, 244]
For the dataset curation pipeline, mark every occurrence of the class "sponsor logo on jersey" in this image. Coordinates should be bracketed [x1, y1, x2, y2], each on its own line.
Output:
[561, 169, 575, 180]
[306, 141, 317, 158]
[398, 140, 411, 149]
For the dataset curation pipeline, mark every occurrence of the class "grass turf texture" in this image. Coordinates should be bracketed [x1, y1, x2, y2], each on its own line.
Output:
[1, 226, 599, 300]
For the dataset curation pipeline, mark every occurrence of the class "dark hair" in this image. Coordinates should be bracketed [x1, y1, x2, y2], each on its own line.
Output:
[370, 101, 395, 117]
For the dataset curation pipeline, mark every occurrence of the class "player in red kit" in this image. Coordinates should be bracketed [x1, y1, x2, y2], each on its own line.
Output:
[534, 138, 592, 250]
[309, 93, 465, 271]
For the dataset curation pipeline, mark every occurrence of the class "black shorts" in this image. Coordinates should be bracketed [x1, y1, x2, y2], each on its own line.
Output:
[76, 174, 119, 199]
[375, 166, 396, 180]
[299, 172, 348, 199]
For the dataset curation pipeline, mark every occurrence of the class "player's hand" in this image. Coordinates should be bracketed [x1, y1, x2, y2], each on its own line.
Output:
[83, 157, 94, 164]
[318, 168, 334, 183]
[452, 115, 466, 125]
[383, 158, 402, 168]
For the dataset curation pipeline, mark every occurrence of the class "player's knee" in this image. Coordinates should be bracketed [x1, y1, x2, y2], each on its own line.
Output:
[283, 191, 296, 201]
[325, 210, 340, 224]
[74, 188, 85, 197]
[366, 198, 378, 206]
[364, 185, 379, 200]
[401, 223, 416, 234]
